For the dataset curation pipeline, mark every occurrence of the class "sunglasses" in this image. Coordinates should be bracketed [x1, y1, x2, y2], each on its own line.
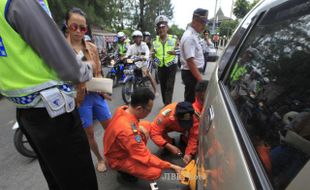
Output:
[68, 23, 88, 33]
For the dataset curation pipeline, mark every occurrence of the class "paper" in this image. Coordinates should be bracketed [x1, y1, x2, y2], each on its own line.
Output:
[85, 78, 113, 94]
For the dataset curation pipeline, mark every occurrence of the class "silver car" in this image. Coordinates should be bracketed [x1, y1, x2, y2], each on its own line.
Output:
[194, 0, 310, 189]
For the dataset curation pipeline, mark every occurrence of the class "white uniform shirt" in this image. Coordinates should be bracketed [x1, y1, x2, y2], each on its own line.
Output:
[126, 42, 150, 68]
[180, 26, 204, 70]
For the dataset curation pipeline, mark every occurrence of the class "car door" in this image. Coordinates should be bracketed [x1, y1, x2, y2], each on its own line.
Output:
[198, 0, 310, 189]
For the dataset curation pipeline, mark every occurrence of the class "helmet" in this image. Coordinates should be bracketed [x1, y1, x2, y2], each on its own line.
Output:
[155, 15, 168, 26]
[117, 32, 125, 38]
[143, 31, 151, 36]
[132, 30, 143, 37]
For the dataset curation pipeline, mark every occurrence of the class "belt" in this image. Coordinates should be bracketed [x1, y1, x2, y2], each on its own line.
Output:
[7, 84, 74, 107]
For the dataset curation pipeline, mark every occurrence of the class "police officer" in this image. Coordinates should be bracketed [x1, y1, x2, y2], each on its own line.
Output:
[0, 0, 97, 189]
[115, 31, 128, 62]
[153, 15, 178, 106]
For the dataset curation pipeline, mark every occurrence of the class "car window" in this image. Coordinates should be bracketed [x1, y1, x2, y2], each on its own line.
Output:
[225, 1, 310, 189]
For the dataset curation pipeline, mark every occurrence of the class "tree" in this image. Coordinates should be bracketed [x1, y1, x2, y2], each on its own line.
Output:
[218, 19, 239, 37]
[168, 24, 185, 39]
[233, 0, 260, 20]
[48, 0, 174, 36]
[233, 0, 250, 19]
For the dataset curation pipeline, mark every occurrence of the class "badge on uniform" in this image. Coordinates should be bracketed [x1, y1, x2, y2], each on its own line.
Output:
[131, 122, 142, 143]
[161, 109, 171, 117]
[156, 117, 163, 125]
[135, 135, 142, 143]
[0, 37, 8, 57]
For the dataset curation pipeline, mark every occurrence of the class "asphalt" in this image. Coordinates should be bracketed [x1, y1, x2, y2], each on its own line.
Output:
[0, 54, 220, 190]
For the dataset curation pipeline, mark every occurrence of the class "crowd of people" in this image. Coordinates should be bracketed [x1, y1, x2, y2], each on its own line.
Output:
[0, 0, 210, 189]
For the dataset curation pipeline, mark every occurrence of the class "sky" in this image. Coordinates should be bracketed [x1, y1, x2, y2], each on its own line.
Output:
[171, 0, 235, 29]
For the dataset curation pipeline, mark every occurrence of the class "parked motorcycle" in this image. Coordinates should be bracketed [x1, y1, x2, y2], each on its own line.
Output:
[12, 122, 36, 158]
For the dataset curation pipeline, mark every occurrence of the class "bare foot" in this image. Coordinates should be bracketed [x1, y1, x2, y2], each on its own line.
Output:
[97, 160, 107, 173]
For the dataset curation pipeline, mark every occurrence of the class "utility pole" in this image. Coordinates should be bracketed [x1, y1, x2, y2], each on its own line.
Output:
[212, 0, 218, 34]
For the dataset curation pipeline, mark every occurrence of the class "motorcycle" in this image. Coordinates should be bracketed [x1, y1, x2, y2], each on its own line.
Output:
[12, 122, 36, 158]
[121, 57, 153, 104]
[105, 58, 126, 88]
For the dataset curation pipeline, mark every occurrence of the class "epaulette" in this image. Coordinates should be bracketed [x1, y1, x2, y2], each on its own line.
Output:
[194, 110, 201, 119]
[161, 109, 172, 117]
[130, 122, 141, 143]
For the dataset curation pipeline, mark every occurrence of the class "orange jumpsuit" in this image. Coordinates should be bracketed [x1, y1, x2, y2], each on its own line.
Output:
[103, 106, 171, 181]
[150, 102, 200, 156]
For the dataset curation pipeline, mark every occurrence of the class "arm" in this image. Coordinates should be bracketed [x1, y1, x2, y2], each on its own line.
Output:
[118, 131, 171, 169]
[183, 38, 202, 81]
[187, 58, 203, 81]
[6, 0, 92, 83]
[150, 117, 169, 147]
[185, 117, 199, 156]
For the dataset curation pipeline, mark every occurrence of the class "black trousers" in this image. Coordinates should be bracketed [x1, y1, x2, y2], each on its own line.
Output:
[158, 64, 177, 105]
[181, 70, 198, 103]
[16, 108, 98, 190]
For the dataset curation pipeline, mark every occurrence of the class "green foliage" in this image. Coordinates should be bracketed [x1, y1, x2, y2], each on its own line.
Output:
[168, 24, 185, 39]
[48, 0, 175, 36]
[233, 0, 250, 19]
[218, 19, 239, 37]
[233, 0, 260, 19]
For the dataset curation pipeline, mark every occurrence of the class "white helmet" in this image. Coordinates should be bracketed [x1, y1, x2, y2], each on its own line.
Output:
[132, 30, 143, 37]
[155, 15, 168, 26]
[143, 31, 151, 36]
[117, 32, 125, 38]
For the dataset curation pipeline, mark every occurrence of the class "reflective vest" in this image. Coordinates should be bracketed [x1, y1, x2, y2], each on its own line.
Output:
[152, 35, 176, 67]
[117, 43, 127, 57]
[0, 0, 62, 98]
[230, 63, 247, 82]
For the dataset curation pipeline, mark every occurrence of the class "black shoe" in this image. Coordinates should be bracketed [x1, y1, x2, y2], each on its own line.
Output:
[117, 171, 138, 182]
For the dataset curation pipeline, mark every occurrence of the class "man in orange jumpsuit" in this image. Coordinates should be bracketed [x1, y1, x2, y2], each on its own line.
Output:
[183, 80, 208, 164]
[150, 80, 208, 164]
[104, 88, 182, 181]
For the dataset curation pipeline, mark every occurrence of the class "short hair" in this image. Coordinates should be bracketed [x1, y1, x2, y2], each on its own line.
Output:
[195, 80, 208, 93]
[204, 30, 210, 34]
[130, 88, 155, 107]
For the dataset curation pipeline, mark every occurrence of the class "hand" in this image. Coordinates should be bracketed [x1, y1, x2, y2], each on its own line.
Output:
[165, 143, 182, 155]
[167, 50, 176, 55]
[171, 164, 183, 175]
[100, 93, 112, 101]
[183, 154, 192, 164]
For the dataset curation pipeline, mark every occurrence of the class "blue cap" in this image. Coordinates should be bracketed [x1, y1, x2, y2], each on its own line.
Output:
[193, 8, 209, 24]
[175, 102, 194, 129]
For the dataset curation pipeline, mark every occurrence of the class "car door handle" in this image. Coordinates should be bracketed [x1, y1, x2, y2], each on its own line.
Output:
[205, 105, 214, 133]
[207, 105, 215, 125]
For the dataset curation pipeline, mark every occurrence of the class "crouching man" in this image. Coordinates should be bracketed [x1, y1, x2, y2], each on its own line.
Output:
[150, 80, 208, 164]
[104, 88, 182, 181]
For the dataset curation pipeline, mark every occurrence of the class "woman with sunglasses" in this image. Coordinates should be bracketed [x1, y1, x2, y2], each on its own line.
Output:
[64, 7, 111, 173]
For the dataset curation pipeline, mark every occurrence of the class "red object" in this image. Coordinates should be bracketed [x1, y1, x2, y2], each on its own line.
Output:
[68, 23, 88, 33]
[104, 106, 171, 180]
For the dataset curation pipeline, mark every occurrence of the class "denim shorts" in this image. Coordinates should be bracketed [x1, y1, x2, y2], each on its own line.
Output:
[78, 92, 112, 128]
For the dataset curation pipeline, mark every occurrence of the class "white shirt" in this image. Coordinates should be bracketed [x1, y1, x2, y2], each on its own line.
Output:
[126, 42, 150, 68]
[180, 26, 204, 70]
